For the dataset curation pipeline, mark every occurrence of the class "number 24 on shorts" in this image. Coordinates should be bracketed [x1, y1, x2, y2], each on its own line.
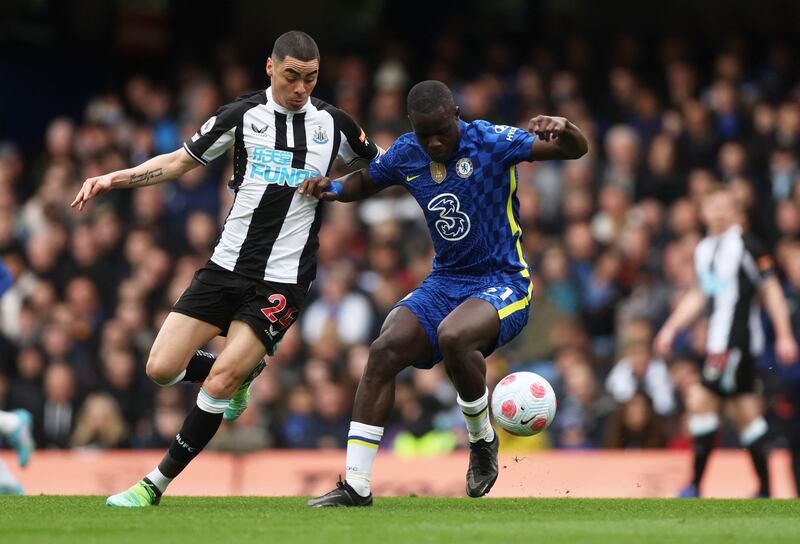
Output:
[260, 294, 297, 328]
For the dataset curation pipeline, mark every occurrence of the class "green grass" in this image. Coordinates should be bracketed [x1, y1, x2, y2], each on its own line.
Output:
[0, 496, 798, 544]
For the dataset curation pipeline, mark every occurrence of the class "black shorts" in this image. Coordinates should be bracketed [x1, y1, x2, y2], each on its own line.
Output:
[172, 262, 308, 355]
[701, 348, 759, 397]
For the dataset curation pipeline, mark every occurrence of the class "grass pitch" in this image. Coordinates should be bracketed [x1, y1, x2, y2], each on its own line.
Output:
[0, 496, 798, 544]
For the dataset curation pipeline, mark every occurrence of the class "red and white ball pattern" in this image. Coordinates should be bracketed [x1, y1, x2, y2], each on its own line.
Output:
[491, 372, 557, 436]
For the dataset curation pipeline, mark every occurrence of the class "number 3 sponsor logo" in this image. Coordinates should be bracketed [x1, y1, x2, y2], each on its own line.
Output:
[427, 193, 471, 241]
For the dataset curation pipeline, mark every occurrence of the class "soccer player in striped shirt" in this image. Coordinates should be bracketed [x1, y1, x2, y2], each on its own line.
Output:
[71, 31, 380, 507]
[654, 188, 798, 497]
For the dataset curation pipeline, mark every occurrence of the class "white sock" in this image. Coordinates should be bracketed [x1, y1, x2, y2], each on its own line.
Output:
[145, 468, 172, 494]
[0, 410, 21, 435]
[458, 388, 495, 443]
[196, 388, 230, 413]
[345, 421, 383, 497]
[688, 413, 720, 436]
[740, 417, 768, 446]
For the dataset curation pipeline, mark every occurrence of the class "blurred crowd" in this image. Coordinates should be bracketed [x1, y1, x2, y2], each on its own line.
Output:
[1, 32, 800, 457]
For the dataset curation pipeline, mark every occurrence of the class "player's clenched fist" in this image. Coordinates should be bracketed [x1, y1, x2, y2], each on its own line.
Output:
[298, 175, 338, 201]
[71, 175, 113, 211]
[528, 115, 567, 142]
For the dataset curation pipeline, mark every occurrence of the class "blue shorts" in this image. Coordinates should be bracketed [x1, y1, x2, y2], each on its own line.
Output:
[396, 272, 533, 369]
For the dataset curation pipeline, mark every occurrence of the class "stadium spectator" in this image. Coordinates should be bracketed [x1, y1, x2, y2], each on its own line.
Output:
[301, 261, 375, 347]
[605, 341, 675, 416]
[604, 391, 667, 449]
[41, 362, 78, 448]
[762, 242, 800, 496]
[70, 393, 130, 449]
[551, 351, 615, 448]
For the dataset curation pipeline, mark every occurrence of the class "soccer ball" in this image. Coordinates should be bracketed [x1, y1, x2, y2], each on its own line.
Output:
[491, 372, 557, 436]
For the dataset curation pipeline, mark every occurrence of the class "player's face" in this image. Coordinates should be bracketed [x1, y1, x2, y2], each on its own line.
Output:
[267, 56, 319, 110]
[409, 107, 461, 163]
[700, 191, 736, 234]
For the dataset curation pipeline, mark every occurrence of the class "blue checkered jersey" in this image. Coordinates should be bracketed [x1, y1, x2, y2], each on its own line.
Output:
[368, 120, 535, 278]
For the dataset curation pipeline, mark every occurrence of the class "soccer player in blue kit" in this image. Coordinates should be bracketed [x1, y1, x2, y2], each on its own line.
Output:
[301, 80, 588, 506]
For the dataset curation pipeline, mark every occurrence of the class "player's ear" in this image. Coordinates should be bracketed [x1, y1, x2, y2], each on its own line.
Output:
[455, 106, 461, 119]
[266, 57, 273, 78]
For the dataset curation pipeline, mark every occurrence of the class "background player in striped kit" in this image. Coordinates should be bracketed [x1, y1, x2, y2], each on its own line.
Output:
[654, 187, 798, 497]
[301, 81, 588, 506]
[69, 31, 379, 507]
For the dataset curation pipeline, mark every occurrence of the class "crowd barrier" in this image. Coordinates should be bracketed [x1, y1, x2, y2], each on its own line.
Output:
[1, 450, 796, 498]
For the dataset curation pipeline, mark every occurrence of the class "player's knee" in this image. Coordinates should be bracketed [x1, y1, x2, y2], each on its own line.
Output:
[685, 383, 715, 413]
[203, 369, 241, 399]
[146, 352, 178, 386]
[438, 326, 470, 359]
[437, 328, 457, 354]
[366, 336, 409, 380]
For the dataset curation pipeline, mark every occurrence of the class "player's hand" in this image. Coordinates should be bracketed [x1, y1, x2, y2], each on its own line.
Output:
[71, 174, 113, 211]
[653, 326, 676, 359]
[528, 115, 568, 142]
[298, 175, 337, 201]
[775, 334, 798, 366]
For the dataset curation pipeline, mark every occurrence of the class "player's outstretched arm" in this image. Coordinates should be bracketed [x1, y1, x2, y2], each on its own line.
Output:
[70, 148, 199, 211]
[760, 276, 798, 365]
[298, 168, 384, 203]
[528, 115, 588, 161]
[653, 286, 707, 358]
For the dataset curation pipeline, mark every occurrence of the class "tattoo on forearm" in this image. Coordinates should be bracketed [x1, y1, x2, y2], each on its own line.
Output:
[129, 168, 164, 186]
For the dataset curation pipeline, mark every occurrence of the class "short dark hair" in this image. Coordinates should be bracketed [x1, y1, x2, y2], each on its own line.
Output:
[407, 80, 455, 115]
[271, 31, 319, 63]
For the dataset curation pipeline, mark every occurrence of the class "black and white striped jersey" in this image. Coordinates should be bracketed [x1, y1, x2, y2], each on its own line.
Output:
[694, 224, 776, 356]
[183, 87, 378, 284]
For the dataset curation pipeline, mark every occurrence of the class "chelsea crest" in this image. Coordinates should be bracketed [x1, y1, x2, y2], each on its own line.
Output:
[456, 157, 473, 178]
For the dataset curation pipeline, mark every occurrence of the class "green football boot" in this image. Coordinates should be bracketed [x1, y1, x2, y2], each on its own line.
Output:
[106, 479, 161, 507]
[223, 359, 267, 421]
